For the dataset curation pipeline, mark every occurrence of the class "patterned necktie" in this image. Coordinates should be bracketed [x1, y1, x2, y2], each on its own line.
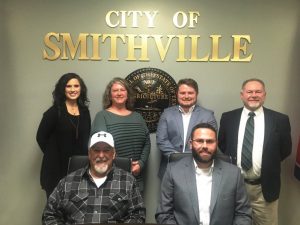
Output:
[241, 112, 255, 171]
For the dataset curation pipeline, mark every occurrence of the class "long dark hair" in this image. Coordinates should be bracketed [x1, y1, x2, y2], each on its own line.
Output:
[52, 73, 89, 108]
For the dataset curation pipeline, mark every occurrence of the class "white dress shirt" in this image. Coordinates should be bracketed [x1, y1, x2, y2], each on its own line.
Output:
[194, 160, 214, 225]
[179, 105, 195, 152]
[237, 106, 265, 179]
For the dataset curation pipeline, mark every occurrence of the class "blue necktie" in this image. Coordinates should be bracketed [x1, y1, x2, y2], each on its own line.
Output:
[241, 112, 255, 171]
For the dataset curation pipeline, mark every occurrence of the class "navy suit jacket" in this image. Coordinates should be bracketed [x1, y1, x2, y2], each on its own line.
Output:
[218, 107, 292, 202]
[156, 157, 252, 225]
[156, 104, 217, 178]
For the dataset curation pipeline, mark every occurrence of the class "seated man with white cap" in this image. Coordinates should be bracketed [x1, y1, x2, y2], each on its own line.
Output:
[42, 131, 145, 224]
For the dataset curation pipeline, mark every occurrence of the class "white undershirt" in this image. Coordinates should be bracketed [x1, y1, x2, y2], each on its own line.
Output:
[179, 105, 195, 152]
[194, 160, 213, 225]
[237, 107, 264, 179]
[89, 170, 107, 188]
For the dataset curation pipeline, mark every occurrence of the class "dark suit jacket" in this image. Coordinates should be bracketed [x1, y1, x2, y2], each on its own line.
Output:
[156, 104, 217, 178]
[218, 107, 292, 202]
[156, 157, 252, 225]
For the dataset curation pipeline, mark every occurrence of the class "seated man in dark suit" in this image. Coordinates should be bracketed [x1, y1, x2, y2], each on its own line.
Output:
[42, 131, 145, 224]
[156, 123, 252, 225]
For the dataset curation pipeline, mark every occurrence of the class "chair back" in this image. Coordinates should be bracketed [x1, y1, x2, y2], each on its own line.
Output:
[215, 149, 232, 163]
[168, 150, 231, 163]
[67, 155, 132, 174]
[168, 152, 192, 163]
[114, 157, 132, 172]
[67, 155, 88, 174]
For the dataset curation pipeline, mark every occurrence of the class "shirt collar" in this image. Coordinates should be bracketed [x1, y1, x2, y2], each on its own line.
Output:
[242, 106, 263, 117]
[193, 159, 214, 175]
[179, 105, 195, 114]
[84, 165, 115, 181]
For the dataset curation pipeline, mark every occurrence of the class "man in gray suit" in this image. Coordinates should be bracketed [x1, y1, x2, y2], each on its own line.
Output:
[156, 123, 252, 225]
[156, 78, 217, 179]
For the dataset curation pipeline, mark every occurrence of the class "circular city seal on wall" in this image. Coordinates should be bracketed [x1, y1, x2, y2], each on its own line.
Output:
[125, 68, 177, 133]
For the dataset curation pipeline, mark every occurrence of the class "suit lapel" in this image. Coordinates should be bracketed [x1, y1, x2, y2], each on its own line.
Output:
[210, 160, 222, 214]
[232, 109, 243, 153]
[184, 158, 200, 223]
[263, 108, 273, 150]
[187, 106, 199, 137]
[174, 107, 184, 143]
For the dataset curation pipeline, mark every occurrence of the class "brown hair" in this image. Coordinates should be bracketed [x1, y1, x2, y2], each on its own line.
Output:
[102, 77, 135, 110]
[177, 78, 198, 94]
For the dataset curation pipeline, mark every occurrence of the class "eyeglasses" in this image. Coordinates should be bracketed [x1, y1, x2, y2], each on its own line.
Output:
[191, 139, 216, 145]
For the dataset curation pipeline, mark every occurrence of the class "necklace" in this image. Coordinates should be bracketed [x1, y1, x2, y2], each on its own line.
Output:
[71, 107, 77, 115]
[66, 101, 79, 115]
[70, 106, 79, 115]
[69, 115, 80, 139]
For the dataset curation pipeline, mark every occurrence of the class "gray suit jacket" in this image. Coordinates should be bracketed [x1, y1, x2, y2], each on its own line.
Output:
[156, 104, 217, 178]
[156, 157, 252, 225]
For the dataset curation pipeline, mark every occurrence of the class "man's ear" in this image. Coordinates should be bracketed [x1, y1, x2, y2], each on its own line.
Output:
[240, 90, 243, 99]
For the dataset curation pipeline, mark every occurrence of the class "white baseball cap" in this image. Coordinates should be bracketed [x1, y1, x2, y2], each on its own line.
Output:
[89, 131, 114, 148]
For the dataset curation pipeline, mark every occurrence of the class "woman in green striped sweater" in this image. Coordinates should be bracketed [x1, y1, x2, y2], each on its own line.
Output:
[91, 77, 150, 192]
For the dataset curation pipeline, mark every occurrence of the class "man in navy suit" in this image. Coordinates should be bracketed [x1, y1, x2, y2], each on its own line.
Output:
[156, 123, 252, 225]
[218, 78, 292, 225]
[156, 78, 217, 179]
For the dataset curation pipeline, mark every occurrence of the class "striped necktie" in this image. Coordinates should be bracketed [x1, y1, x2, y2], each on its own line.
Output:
[241, 112, 255, 171]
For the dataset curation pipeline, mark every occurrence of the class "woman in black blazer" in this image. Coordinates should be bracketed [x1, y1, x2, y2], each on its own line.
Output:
[36, 73, 91, 198]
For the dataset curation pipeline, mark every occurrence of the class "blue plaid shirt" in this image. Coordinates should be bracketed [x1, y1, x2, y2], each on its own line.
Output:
[42, 166, 145, 224]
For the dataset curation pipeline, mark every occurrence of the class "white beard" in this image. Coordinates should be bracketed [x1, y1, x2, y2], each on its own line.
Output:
[94, 163, 109, 175]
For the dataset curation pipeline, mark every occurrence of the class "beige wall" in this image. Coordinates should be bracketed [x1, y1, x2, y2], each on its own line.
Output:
[1, 0, 300, 224]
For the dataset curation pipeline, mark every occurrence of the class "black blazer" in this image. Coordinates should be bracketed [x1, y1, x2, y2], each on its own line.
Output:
[36, 104, 91, 195]
[218, 107, 292, 202]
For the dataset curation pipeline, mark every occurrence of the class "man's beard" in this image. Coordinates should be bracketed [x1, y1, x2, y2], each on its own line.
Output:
[192, 147, 216, 164]
[93, 158, 110, 175]
[180, 99, 196, 108]
[94, 163, 109, 175]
